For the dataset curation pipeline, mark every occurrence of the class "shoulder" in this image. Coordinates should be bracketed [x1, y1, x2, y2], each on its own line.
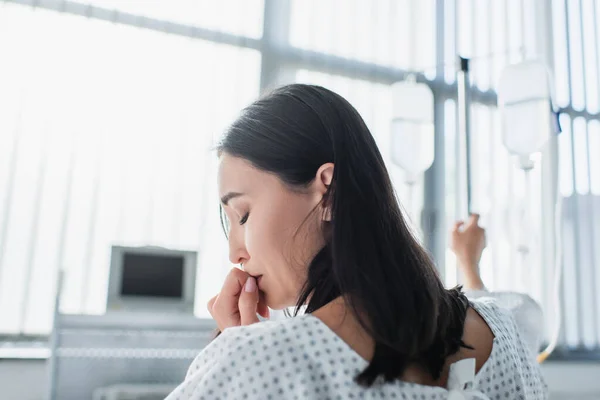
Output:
[470, 297, 549, 396]
[470, 293, 544, 354]
[165, 316, 321, 400]
[215, 314, 321, 352]
[190, 316, 309, 372]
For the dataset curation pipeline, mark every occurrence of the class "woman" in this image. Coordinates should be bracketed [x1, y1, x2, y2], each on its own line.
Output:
[166, 84, 547, 399]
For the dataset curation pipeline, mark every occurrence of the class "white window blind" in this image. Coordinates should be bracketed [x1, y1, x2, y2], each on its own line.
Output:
[0, 3, 260, 334]
[294, 70, 425, 232]
[1, 0, 598, 353]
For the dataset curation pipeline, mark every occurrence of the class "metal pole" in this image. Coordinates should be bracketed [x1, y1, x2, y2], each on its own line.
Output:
[564, 0, 584, 348]
[535, 0, 561, 349]
[590, 0, 600, 349]
[457, 56, 473, 216]
[259, 0, 293, 92]
[422, 0, 447, 278]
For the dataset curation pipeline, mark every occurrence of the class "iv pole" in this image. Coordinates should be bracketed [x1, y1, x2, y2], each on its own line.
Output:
[456, 56, 473, 217]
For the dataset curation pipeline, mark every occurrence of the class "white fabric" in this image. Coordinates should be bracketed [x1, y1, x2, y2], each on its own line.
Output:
[446, 358, 489, 400]
[166, 297, 548, 399]
[465, 290, 544, 356]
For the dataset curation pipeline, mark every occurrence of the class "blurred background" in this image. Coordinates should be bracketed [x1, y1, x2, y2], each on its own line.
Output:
[0, 0, 599, 399]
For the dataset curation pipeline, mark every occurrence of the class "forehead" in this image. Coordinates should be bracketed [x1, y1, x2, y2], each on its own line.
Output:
[218, 153, 272, 196]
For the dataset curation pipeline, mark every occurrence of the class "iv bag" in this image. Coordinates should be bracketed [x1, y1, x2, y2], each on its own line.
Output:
[498, 61, 554, 156]
[390, 80, 434, 176]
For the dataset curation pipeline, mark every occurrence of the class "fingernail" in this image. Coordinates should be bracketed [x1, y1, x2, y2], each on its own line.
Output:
[244, 276, 257, 292]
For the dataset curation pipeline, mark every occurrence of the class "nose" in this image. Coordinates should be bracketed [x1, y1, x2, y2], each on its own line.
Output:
[228, 228, 250, 266]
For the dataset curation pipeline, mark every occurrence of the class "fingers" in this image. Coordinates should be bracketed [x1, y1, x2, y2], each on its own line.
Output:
[257, 303, 270, 319]
[453, 214, 481, 232]
[207, 294, 218, 314]
[219, 267, 250, 298]
[468, 213, 480, 225]
[208, 268, 269, 330]
[209, 288, 269, 319]
[453, 221, 465, 232]
[257, 291, 270, 319]
[210, 268, 250, 330]
[468, 214, 485, 239]
[239, 276, 260, 325]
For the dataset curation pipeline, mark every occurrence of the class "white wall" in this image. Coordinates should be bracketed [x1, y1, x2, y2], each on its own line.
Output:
[1, 359, 599, 399]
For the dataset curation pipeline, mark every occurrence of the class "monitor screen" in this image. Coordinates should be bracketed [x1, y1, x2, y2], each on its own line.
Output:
[120, 253, 184, 298]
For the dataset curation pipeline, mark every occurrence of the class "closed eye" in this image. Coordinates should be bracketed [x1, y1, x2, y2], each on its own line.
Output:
[239, 212, 249, 225]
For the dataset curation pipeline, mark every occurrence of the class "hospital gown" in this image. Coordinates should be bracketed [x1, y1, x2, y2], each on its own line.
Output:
[165, 292, 548, 399]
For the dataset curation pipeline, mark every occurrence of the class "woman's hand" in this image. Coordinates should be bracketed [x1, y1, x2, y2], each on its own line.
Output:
[451, 214, 486, 291]
[207, 268, 270, 333]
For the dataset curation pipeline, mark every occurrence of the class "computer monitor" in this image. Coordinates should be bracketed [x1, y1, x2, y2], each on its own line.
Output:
[107, 246, 197, 314]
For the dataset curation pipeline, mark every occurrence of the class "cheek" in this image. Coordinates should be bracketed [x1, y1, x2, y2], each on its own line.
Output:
[263, 206, 322, 270]
[245, 202, 312, 275]
[245, 221, 278, 262]
[245, 207, 294, 264]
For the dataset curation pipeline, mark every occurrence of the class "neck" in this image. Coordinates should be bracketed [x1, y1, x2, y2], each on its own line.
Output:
[310, 296, 450, 387]
[311, 296, 374, 362]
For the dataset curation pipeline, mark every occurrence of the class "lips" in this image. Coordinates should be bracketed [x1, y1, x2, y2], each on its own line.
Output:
[257, 275, 263, 286]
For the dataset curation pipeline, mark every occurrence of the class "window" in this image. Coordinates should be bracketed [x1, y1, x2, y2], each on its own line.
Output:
[290, 0, 435, 76]
[0, 3, 260, 334]
[71, 0, 264, 38]
[288, 0, 436, 239]
[551, 0, 600, 351]
[1, 0, 598, 355]
[294, 70, 425, 231]
[443, 0, 600, 352]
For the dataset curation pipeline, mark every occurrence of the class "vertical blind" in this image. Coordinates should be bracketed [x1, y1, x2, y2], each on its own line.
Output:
[0, 0, 598, 353]
[0, 2, 261, 334]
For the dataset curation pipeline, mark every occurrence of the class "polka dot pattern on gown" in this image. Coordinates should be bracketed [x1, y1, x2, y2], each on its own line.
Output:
[165, 298, 548, 400]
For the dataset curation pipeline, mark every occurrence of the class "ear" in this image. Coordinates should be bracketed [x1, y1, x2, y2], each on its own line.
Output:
[314, 163, 334, 221]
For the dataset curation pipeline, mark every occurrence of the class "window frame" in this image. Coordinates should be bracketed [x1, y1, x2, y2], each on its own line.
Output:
[0, 0, 594, 361]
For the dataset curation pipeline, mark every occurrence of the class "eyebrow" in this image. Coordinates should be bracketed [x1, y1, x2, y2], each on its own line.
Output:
[220, 192, 244, 206]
